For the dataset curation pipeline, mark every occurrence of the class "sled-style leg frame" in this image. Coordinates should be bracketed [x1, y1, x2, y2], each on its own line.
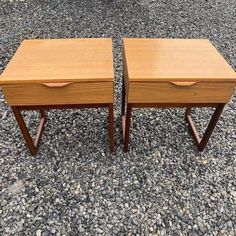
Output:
[12, 103, 115, 155]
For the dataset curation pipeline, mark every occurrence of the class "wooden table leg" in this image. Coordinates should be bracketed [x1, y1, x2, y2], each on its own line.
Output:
[186, 104, 225, 151]
[11, 107, 47, 155]
[108, 103, 115, 152]
[121, 76, 126, 117]
[124, 104, 132, 152]
[121, 75, 126, 141]
[34, 110, 47, 148]
[121, 74, 133, 152]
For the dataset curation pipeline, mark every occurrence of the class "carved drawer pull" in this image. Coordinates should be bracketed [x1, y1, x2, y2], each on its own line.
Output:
[170, 82, 198, 86]
[42, 83, 72, 88]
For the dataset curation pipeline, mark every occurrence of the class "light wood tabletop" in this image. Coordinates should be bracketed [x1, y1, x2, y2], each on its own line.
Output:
[123, 38, 236, 82]
[0, 38, 114, 84]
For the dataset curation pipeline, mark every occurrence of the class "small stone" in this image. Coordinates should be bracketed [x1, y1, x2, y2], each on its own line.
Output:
[160, 229, 166, 236]
[75, 182, 81, 194]
[36, 229, 42, 236]
[8, 180, 25, 194]
[227, 220, 233, 228]
[193, 224, 198, 230]
[97, 228, 103, 234]
[149, 226, 154, 232]
[198, 222, 206, 232]
[201, 160, 208, 165]
[230, 191, 236, 198]
[79, 227, 85, 232]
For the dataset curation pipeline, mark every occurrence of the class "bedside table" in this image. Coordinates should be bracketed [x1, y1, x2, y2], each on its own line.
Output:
[0, 38, 115, 155]
[122, 38, 236, 152]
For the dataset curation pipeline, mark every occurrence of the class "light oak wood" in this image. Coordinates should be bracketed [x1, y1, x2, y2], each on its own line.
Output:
[0, 38, 114, 84]
[123, 38, 236, 82]
[0, 38, 114, 106]
[128, 81, 235, 103]
[123, 38, 236, 104]
[2, 82, 114, 106]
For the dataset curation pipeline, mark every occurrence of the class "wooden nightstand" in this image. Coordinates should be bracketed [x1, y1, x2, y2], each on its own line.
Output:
[122, 38, 236, 152]
[0, 38, 115, 155]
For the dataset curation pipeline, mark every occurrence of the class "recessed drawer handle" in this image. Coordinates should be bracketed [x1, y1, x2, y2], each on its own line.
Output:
[42, 83, 72, 88]
[170, 82, 198, 86]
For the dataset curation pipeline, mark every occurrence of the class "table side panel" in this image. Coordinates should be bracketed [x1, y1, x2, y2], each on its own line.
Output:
[2, 82, 114, 106]
[123, 49, 129, 99]
[128, 82, 235, 103]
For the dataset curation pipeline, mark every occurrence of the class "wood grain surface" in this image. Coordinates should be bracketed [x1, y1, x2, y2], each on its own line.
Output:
[0, 38, 114, 84]
[123, 38, 236, 82]
[128, 81, 235, 103]
[2, 82, 114, 106]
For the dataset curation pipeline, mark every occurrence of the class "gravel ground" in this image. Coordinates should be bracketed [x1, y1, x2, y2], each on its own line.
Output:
[0, 0, 236, 235]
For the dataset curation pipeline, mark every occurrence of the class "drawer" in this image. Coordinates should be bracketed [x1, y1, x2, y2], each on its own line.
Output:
[2, 82, 114, 106]
[128, 81, 235, 103]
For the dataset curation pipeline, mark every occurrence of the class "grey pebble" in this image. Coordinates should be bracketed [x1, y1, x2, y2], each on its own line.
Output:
[36, 229, 42, 236]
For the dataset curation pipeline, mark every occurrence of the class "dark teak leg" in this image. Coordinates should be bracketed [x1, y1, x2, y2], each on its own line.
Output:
[186, 104, 225, 152]
[121, 76, 126, 117]
[108, 103, 115, 152]
[34, 110, 46, 148]
[121, 75, 133, 152]
[11, 107, 46, 155]
[121, 76, 126, 141]
[124, 104, 132, 152]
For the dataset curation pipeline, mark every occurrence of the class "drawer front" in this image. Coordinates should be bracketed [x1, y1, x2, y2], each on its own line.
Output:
[2, 82, 114, 106]
[128, 82, 235, 103]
